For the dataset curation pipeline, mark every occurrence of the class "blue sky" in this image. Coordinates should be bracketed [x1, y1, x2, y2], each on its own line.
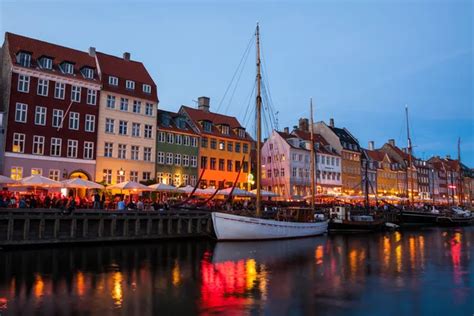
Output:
[1, 0, 472, 165]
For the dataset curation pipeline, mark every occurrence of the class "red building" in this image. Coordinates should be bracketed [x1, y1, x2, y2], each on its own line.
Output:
[1, 33, 101, 180]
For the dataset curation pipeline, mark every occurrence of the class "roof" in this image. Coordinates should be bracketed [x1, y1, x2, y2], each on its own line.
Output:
[291, 129, 338, 155]
[366, 149, 386, 162]
[96, 52, 158, 102]
[385, 143, 412, 161]
[157, 109, 198, 135]
[181, 105, 253, 141]
[329, 126, 360, 151]
[5, 32, 99, 82]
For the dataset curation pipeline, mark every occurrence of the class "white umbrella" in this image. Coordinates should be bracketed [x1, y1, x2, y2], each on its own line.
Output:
[20, 174, 62, 188]
[107, 181, 153, 192]
[201, 187, 220, 195]
[219, 187, 256, 197]
[178, 185, 206, 195]
[148, 183, 179, 192]
[251, 189, 279, 197]
[62, 178, 104, 189]
[0, 175, 18, 185]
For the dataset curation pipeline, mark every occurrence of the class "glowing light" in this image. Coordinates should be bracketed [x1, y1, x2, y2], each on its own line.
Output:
[383, 236, 391, 269]
[395, 231, 401, 242]
[172, 260, 181, 287]
[315, 246, 324, 265]
[111, 272, 123, 308]
[76, 271, 85, 297]
[34, 274, 44, 298]
[245, 259, 257, 290]
[395, 244, 402, 273]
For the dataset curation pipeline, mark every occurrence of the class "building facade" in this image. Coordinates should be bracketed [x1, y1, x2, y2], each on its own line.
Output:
[365, 147, 399, 196]
[94, 51, 158, 184]
[180, 97, 252, 189]
[156, 109, 200, 187]
[1, 33, 100, 181]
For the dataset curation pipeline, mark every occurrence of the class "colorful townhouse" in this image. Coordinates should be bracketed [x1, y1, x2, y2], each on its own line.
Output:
[156, 109, 200, 187]
[365, 145, 399, 196]
[314, 119, 362, 195]
[361, 147, 377, 196]
[1, 33, 101, 181]
[180, 97, 252, 189]
[94, 51, 158, 184]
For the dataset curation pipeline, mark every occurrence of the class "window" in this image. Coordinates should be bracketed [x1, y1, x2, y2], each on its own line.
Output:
[51, 138, 62, 156]
[15, 103, 27, 123]
[292, 167, 297, 177]
[67, 139, 78, 158]
[267, 169, 272, 178]
[221, 125, 229, 135]
[227, 142, 233, 152]
[84, 141, 94, 159]
[54, 82, 65, 99]
[104, 142, 113, 157]
[82, 67, 94, 79]
[191, 156, 197, 167]
[235, 142, 241, 153]
[181, 136, 189, 146]
[167, 133, 174, 144]
[17, 52, 31, 67]
[118, 144, 127, 159]
[11, 167, 23, 180]
[71, 86, 81, 102]
[129, 171, 138, 182]
[132, 123, 141, 137]
[210, 158, 216, 170]
[156, 172, 164, 183]
[190, 175, 197, 186]
[219, 141, 225, 151]
[219, 159, 225, 171]
[243, 162, 248, 173]
[131, 145, 139, 160]
[132, 100, 141, 113]
[37, 79, 49, 96]
[166, 153, 173, 165]
[62, 62, 74, 74]
[49, 169, 60, 181]
[32, 135, 45, 155]
[243, 143, 249, 153]
[183, 155, 189, 167]
[175, 154, 181, 166]
[117, 170, 125, 183]
[201, 156, 208, 169]
[191, 137, 198, 147]
[119, 120, 128, 135]
[103, 169, 112, 184]
[238, 129, 246, 138]
[227, 160, 233, 172]
[143, 172, 151, 181]
[107, 95, 116, 108]
[109, 76, 118, 86]
[40, 57, 53, 69]
[236, 161, 241, 171]
[35, 106, 47, 126]
[183, 174, 189, 185]
[201, 137, 208, 148]
[120, 98, 128, 111]
[143, 147, 152, 161]
[173, 174, 181, 186]
[18, 75, 30, 93]
[281, 168, 285, 177]
[86, 89, 97, 105]
[143, 84, 152, 94]
[203, 121, 212, 132]
[126, 80, 135, 90]
[52, 109, 64, 128]
[157, 152, 165, 164]
[105, 118, 115, 133]
[144, 125, 152, 139]
[158, 132, 166, 142]
[145, 103, 154, 116]
[69, 112, 79, 130]
[210, 138, 217, 149]
[31, 168, 42, 176]
[85, 114, 95, 132]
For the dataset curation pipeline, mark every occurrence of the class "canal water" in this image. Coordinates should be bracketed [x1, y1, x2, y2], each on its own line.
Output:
[0, 227, 472, 316]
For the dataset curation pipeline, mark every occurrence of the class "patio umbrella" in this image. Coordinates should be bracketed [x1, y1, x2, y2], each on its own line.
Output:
[148, 183, 179, 192]
[20, 174, 62, 188]
[251, 189, 279, 197]
[178, 185, 206, 195]
[62, 178, 104, 189]
[0, 175, 18, 185]
[107, 181, 154, 192]
[219, 187, 256, 197]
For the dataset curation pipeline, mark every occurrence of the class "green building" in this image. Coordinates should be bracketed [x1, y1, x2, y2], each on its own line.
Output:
[156, 109, 200, 187]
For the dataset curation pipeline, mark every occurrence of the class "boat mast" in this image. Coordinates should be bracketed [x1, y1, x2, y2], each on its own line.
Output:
[405, 106, 414, 206]
[458, 137, 463, 205]
[256, 23, 262, 217]
[310, 98, 315, 210]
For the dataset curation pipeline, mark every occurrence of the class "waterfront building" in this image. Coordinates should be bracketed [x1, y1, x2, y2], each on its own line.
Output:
[361, 146, 377, 196]
[156, 109, 200, 187]
[1, 33, 101, 180]
[365, 145, 399, 196]
[180, 97, 252, 189]
[94, 51, 158, 184]
[313, 119, 362, 195]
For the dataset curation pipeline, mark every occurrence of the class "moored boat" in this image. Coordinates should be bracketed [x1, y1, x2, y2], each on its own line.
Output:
[397, 208, 441, 226]
[328, 206, 385, 233]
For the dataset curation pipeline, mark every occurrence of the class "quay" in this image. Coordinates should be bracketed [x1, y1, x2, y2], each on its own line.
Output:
[0, 209, 213, 247]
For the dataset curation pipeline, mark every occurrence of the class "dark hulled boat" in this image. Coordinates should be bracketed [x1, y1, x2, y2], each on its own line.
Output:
[397, 208, 442, 226]
[328, 206, 386, 233]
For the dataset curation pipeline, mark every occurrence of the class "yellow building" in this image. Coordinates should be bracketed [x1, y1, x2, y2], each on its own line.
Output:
[367, 150, 398, 195]
[94, 51, 158, 184]
[180, 97, 252, 189]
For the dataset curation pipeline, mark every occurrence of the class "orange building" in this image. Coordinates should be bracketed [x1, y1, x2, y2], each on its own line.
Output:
[180, 97, 252, 189]
[367, 150, 398, 196]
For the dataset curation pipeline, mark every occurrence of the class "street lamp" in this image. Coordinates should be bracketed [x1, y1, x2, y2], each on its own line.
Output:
[119, 168, 125, 176]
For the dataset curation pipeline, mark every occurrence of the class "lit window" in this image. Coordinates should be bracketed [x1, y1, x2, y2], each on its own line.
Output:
[31, 168, 43, 176]
[103, 169, 112, 184]
[49, 169, 60, 181]
[11, 167, 23, 180]
[175, 154, 182, 166]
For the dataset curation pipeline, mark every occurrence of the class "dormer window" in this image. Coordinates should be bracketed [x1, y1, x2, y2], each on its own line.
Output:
[126, 80, 135, 90]
[40, 57, 52, 70]
[221, 125, 230, 135]
[61, 62, 74, 74]
[202, 121, 212, 133]
[176, 118, 186, 129]
[109, 76, 118, 86]
[238, 128, 246, 138]
[82, 67, 94, 79]
[17, 52, 31, 67]
[143, 84, 151, 94]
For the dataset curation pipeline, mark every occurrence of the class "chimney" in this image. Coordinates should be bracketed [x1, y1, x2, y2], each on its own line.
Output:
[88, 47, 96, 57]
[329, 118, 335, 128]
[388, 139, 395, 146]
[368, 141, 374, 151]
[283, 127, 289, 134]
[298, 118, 309, 132]
[198, 96, 210, 112]
[123, 52, 131, 61]
[446, 154, 451, 159]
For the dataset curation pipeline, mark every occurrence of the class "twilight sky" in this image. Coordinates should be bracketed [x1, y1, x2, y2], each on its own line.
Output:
[1, 0, 472, 165]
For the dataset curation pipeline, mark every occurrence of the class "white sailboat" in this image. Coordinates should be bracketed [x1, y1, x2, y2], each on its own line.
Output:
[211, 24, 328, 241]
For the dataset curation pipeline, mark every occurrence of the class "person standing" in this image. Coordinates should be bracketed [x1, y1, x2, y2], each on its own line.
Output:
[93, 191, 101, 209]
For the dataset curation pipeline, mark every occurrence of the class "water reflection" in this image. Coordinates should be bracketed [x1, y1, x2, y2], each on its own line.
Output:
[0, 227, 472, 315]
